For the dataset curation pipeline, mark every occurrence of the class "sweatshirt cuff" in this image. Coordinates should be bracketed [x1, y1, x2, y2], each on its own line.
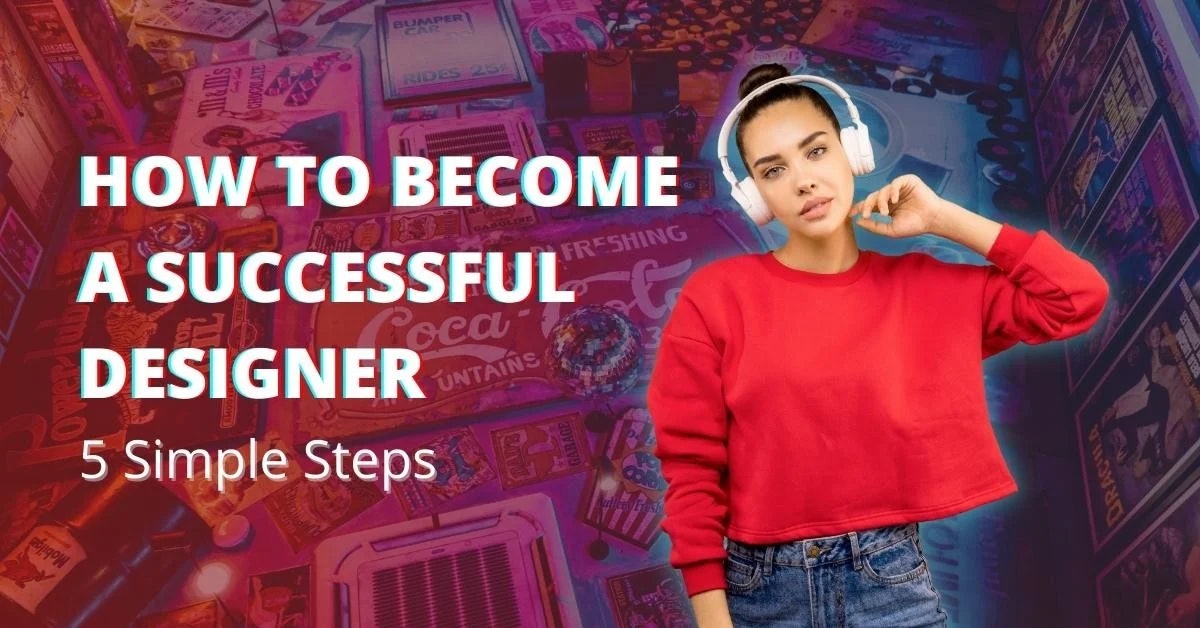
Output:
[681, 559, 727, 597]
[985, 223, 1037, 271]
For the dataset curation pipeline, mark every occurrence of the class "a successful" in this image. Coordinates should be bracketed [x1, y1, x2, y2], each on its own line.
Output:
[81, 347, 425, 399]
[82, 438, 438, 494]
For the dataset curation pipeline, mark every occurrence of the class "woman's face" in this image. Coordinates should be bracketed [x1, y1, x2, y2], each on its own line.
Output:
[740, 99, 855, 239]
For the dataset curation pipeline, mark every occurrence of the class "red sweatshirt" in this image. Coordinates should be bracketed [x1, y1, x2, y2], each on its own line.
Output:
[646, 224, 1109, 596]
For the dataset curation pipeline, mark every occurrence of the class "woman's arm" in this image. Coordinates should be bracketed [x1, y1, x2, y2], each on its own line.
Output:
[647, 285, 733, 600]
[855, 175, 1110, 358]
[930, 199, 1110, 357]
[690, 590, 735, 628]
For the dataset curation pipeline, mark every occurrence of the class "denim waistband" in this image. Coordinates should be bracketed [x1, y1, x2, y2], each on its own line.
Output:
[725, 522, 919, 569]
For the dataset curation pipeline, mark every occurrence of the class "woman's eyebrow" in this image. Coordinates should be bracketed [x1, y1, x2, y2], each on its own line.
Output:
[751, 131, 827, 168]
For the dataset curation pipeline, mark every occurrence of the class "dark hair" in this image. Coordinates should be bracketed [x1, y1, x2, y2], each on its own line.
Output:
[734, 64, 842, 172]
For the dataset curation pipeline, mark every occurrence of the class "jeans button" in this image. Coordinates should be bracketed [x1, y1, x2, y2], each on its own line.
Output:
[807, 546, 821, 558]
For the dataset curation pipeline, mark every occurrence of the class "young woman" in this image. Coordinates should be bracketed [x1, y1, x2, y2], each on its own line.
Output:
[647, 63, 1110, 627]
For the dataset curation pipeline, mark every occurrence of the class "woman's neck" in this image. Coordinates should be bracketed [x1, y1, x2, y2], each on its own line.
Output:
[773, 223, 861, 274]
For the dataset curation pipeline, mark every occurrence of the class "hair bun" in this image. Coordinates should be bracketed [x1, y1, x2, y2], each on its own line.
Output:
[738, 63, 790, 100]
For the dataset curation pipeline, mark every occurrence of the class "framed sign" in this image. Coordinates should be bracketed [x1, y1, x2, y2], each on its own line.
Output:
[134, 0, 265, 40]
[376, 0, 530, 105]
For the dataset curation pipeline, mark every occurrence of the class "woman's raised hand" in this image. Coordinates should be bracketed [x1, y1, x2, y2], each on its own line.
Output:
[852, 174, 950, 239]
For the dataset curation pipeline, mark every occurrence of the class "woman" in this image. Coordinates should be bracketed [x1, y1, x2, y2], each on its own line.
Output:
[647, 64, 1110, 627]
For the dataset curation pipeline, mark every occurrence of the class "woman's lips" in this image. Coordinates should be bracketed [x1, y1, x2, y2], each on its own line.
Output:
[800, 198, 832, 219]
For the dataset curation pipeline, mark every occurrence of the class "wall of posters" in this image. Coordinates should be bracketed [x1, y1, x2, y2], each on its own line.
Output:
[1024, 0, 1088, 109]
[1096, 475, 1200, 627]
[1045, 35, 1156, 243]
[1068, 119, 1200, 390]
[1075, 247, 1200, 550]
[1032, 0, 1129, 181]
[1131, 0, 1200, 180]
[0, 4, 77, 237]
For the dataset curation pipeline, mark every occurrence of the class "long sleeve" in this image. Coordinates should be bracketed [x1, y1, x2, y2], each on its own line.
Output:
[980, 224, 1110, 358]
[647, 286, 731, 597]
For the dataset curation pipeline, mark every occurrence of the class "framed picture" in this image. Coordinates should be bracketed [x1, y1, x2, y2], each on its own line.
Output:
[0, 263, 24, 342]
[376, 0, 530, 105]
[0, 207, 44, 287]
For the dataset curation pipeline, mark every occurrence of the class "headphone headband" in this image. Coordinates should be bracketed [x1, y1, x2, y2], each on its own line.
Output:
[716, 74, 865, 187]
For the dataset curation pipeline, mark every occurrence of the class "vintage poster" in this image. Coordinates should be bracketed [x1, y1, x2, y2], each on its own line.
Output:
[247, 565, 310, 628]
[577, 408, 664, 549]
[0, 8, 77, 234]
[1133, 0, 1200, 179]
[1068, 120, 1199, 389]
[606, 564, 691, 628]
[11, 2, 127, 148]
[1033, 0, 1129, 180]
[1096, 478, 1200, 627]
[0, 207, 44, 287]
[298, 208, 762, 440]
[1045, 36, 1156, 242]
[394, 426, 496, 518]
[377, 0, 530, 104]
[134, 0, 265, 39]
[0, 273, 270, 472]
[1075, 252, 1200, 550]
[799, 0, 1012, 84]
[491, 412, 589, 489]
[61, 0, 140, 107]
[1025, 0, 1089, 109]
[168, 49, 365, 205]
[263, 477, 384, 552]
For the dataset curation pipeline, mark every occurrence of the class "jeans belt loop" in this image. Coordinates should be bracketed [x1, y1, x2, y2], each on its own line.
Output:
[762, 544, 775, 577]
[849, 531, 863, 571]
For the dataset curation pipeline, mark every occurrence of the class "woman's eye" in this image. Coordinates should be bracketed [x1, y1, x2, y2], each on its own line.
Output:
[762, 166, 783, 179]
[809, 146, 828, 159]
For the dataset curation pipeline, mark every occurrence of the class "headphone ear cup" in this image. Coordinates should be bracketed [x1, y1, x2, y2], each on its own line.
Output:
[736, 176, 772, 225]
[840, 127, 864, 175]
[855, 122, 875, 174]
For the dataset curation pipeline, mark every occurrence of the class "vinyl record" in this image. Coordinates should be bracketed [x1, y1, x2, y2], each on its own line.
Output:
[968, 88, 1012, 116]
[703, 51, 737, 73]
[983, 162, 1033, 188]
[997, 76, 1025, 99]
[714, 17, 749, 35]
[706, 33, 743, 53]
[676, 51, 704, 74]
[931, 73, 975, 95]
[674, 39, 705, 56]
[805, 52, 829, 68]
[752, 32, 783, 50]
[752, 16, 784, 33]
[685, 23, 706, 36]
[992, 185, 1037, 215]
[779, 31, 801, 47]
[892, 77, 935, 97]
[718, 1, 753, 20]
[986, 116, 1031, 140]
[632, 33, 661, 49]
[977, 138, 1025, 165]
[687, 4, 717, 20]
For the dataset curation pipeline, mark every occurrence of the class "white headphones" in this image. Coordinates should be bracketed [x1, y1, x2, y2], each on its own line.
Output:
[717, 74, 875, 225]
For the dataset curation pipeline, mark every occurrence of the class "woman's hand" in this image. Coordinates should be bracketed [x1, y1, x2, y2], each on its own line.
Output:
[852, 174, 950, 239]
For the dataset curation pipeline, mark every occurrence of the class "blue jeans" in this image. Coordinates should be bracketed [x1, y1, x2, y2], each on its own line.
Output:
[723, 523, 948, 627]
